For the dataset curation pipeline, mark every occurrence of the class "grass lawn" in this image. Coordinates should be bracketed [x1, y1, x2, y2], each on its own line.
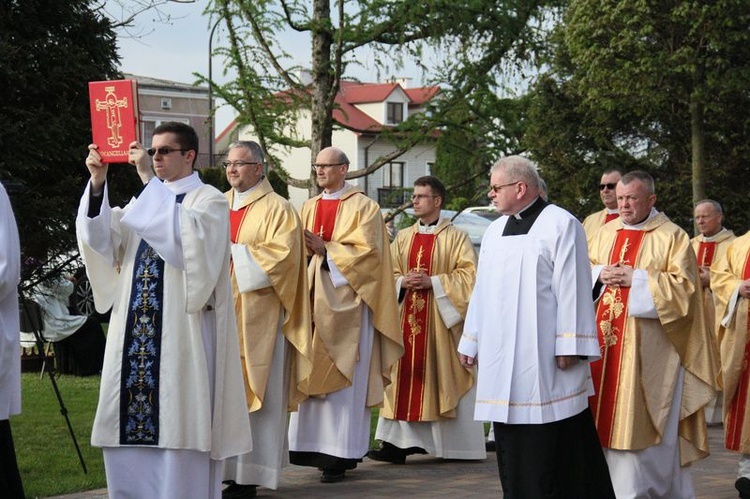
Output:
[12, 372, 106, 498]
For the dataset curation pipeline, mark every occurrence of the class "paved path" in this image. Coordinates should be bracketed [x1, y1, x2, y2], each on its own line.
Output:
[47, 425, 740, 498]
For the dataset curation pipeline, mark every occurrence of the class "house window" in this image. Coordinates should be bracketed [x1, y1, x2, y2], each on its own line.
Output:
[141, 118, 189, 142]
[386, 102, 403, 124]
[378, 161, 406, 207]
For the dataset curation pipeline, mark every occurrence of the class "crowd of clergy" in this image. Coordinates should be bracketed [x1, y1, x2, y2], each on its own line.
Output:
[2, 120, 750, 499]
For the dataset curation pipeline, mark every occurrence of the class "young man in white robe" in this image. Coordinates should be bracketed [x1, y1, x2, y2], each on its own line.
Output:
[77, 122, 251, 499]
[458, 155, 614, 498]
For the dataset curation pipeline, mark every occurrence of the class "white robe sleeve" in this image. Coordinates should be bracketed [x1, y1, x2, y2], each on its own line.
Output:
[552, 218, 600, 358]
[120, 178, 184, 270]
[231, 243, 272, 293]
[328, 255, 349, 288]
[626, 269, 659, 319]
[431, 276, 462, 329]
[721, 285, 743, 328]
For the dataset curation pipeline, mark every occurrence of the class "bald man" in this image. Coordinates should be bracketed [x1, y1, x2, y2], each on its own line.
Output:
[288, 147, 403, 483]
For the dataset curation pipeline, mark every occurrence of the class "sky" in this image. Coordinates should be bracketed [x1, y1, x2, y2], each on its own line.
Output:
[109, 0, 428, 136]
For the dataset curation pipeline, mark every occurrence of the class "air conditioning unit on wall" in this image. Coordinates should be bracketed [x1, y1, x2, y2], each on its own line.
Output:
[161, 98, 172, 110]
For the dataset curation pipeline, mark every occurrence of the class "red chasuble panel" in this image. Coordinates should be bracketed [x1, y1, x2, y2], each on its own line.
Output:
[229, 206, 249, 243]
[590, 229, 646, 446]
[725, 252, 750, 451]
[394, 233, 436, 421]
[604, 213, 620, 224]
[697, 241, 717, 267]
[312, 199, 341, 242]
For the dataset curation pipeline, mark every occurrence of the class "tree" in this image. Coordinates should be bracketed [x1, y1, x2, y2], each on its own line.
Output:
[204, 0, 558, 197]
[524, 0, 750, 232]
[0, 0, 124, 260]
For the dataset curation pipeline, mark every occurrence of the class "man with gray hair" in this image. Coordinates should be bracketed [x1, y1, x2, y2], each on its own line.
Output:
[221, 141, 312, 498]
[691, 199, 735, 425]
[589, 170, 719, 497]
[458, 155, 614, 497]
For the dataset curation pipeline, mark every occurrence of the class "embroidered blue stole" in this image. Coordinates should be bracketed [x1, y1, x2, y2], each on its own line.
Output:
[119, 193, 185, 445]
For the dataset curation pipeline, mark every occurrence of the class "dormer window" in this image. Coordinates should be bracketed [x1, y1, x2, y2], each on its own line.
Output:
[386, 102, 404, 124]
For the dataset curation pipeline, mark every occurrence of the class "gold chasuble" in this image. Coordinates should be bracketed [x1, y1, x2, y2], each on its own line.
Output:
[226, 178, 312, 412]
[692, 229, 736, 337]
[711, 233, 750, 452]
[583, 208, 619, 247]
[588, 213, 719, 466]
[382, 221, 476, 422]
[300, 185, 403, 407]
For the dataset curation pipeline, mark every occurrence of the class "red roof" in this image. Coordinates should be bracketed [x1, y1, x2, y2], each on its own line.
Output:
[216, 80, 440, 139]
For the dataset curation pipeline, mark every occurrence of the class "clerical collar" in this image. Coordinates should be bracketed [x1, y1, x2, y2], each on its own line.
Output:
[418, 217, 440, 234]
[702, 228, 727, 242]
[322, 184, 348, 200]
[622, 208, 659, 229]
[501, 196, 549, 237]
[606, 207, 619, 214]
[164, 171, 201, 195]
[512, 196, 546, 220]
[232, 177, 263, 210]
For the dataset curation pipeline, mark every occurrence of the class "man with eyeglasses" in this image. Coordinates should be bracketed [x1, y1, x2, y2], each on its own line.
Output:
[288, 146, 403, 484]
[711, 230, 750, 498]
[582, 169, 622, 247]
[220, 140, 312, 499]
[78, 121, 251, 498]
[458, 156, 614, 498]
[369, 176, 485, 465]
[588, 171, 718, 498]
[691, 199, 735, 425]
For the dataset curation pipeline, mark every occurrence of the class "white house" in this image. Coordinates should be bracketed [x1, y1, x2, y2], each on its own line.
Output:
[216, 79, 440, 208]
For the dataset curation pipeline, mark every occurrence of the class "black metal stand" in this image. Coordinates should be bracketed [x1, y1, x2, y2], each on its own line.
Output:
[19, 274, 88, 474]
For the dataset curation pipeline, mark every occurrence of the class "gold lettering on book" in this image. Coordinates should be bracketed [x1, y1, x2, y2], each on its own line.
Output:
[95, 86, 129, 149]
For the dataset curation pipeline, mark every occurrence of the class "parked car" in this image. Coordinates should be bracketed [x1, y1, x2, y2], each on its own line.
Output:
[463, 205, 501, 221]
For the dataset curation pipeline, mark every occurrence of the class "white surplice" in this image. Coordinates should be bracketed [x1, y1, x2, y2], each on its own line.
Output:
[458, 204, 601, 425]
[0, 183, 21, 421]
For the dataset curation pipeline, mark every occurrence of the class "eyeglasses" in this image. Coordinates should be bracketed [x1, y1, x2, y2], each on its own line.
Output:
[489, 181, 520, 193]
[147, 147, 189, 156]
[311, 163, 345, 171]
[599, 183, 617, 191]
[222, 161, 260, 169]
[411, 194, 437, 201]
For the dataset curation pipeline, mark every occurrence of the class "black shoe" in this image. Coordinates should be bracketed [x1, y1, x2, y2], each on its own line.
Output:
[736, 477, 750, 498]
[320, 469, 346, 483]
[222, 481, 257, 498]
[367, 442, 427, 464]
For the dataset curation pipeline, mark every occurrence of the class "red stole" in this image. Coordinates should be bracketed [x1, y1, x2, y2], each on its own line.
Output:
[725, 251, 750, 450]
[590, 229, 646, 446]
[312, 199, 341, 242]
[229, 206, 249, 243]
[394, 232, 436, 421]
[697, 241, 717, 267]
[604, 213, 619, 224]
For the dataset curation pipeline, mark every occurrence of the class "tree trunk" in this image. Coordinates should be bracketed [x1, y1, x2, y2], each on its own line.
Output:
[690, 64, 706, 235]
[309, 0, 335, 197]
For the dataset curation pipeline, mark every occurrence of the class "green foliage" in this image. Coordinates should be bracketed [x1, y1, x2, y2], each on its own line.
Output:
[0, 0, 122, 259]
[204, 0, 556, 195]
[12, 373, 106, 497]
[198, 167, 231, 192]
[267, 168, 290, 199]
[523, 0, 750, 233]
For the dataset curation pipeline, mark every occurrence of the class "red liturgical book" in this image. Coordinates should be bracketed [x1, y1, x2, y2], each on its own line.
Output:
[88, 79, 140, 163]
